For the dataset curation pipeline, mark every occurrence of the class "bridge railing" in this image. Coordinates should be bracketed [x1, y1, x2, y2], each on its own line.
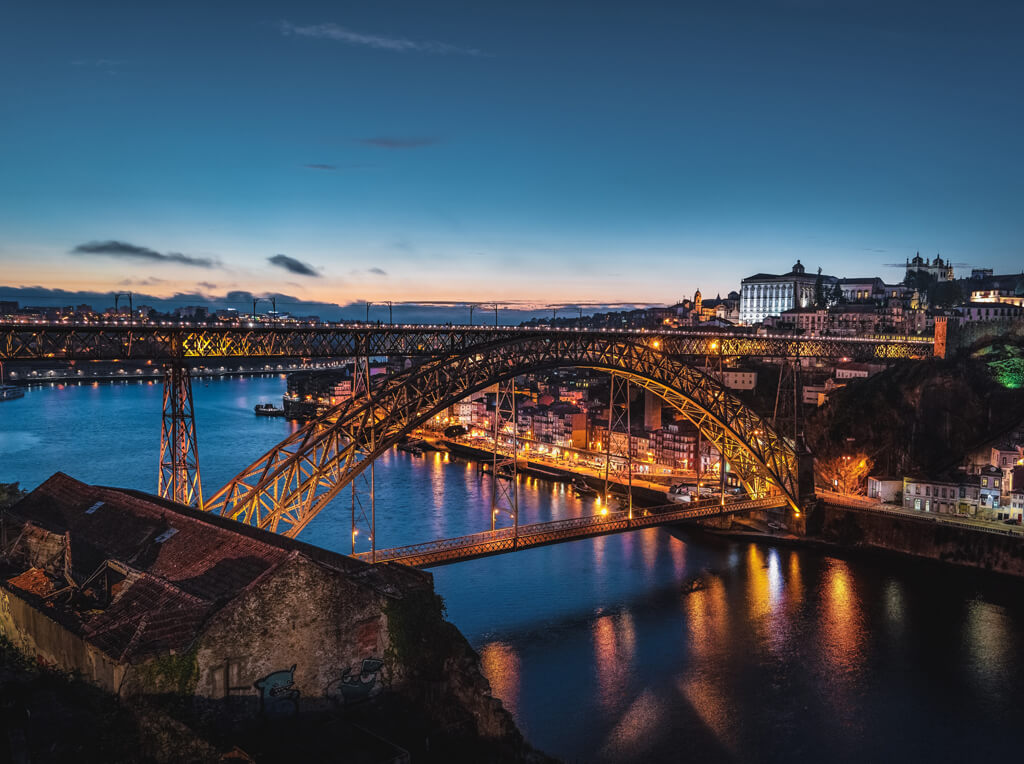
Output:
[355, 494, 788, 564]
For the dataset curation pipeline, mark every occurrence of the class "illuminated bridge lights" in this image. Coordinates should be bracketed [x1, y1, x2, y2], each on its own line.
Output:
[0, 322, 934, 362]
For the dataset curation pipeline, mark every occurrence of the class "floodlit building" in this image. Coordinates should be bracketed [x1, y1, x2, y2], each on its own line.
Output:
[739, 261, 835, 325]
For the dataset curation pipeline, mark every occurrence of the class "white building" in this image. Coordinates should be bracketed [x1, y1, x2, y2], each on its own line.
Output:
[867, 476, 902, 503]
[739, 261, 835, 325]
[699, 367, 758, 390]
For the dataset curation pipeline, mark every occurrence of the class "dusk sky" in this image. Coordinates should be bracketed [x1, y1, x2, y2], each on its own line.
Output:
[1, 0, 1021, 316]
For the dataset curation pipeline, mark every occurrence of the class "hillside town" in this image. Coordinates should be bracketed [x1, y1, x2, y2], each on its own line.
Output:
[258, 256, 1023, 531]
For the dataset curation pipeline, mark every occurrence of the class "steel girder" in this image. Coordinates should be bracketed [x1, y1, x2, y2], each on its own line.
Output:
[203, 334, 801, 538]
[0, 323, 933, 362]
[158, 362, 203, 508]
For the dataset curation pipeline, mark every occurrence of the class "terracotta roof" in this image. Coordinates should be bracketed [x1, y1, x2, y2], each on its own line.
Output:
[2, 472, 432, 664]
[9, 472, 292, 602]
[7, 567, 57, 597]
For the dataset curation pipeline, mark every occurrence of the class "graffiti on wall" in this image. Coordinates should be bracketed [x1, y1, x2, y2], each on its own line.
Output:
[325, 658, 385, 705]
[254, 664, 300, 716]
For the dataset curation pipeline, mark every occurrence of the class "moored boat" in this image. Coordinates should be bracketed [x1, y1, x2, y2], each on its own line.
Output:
[254, 402, 285, 417]
[0, 385, 25, 401]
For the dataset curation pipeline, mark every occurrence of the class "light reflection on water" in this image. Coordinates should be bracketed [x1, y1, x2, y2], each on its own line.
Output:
[4, 378, 1024, 762]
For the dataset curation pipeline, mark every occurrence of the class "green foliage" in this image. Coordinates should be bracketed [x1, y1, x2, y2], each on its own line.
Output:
[813, 269, 826, 309]
[927, 280, 963, 308]
[976, 341, 1024, 390]
[805, 338, 1024, 476]
[0, 482, 26, 509]
[384, 590, 453, 681]
[829, 281, 845, 307]
[136, 647, 199, 696]
[904, 269, 936, 293]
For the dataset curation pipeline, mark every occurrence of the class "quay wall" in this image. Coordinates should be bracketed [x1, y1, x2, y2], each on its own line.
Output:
[809, 501, 1024, 576]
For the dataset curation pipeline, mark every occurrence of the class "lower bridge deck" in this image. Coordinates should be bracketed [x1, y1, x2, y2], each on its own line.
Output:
[354, 495, 789, 567]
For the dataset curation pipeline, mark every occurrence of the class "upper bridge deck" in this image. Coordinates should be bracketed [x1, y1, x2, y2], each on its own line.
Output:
[0, 320, 934, 362]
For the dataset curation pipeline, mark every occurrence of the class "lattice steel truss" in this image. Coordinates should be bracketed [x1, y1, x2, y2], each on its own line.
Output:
[349, 355, 376, 560]
[203, 334, 801, 538]
[490, 379, 519, 534]
[603, 374, 633, 518]
[0, 323, 934, 362]
[158, 362, 203, 508]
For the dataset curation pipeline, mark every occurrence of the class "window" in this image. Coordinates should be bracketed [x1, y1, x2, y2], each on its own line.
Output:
[982, 477, 988, 487]
[914, 498, 921, 511]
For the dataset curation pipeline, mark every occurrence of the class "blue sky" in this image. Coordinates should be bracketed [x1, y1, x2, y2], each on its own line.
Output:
[1, 0, 1021, 315]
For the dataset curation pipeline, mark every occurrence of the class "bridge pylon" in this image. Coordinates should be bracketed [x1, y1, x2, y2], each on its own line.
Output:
[350, 354, 377, 561]
[158, 361, 203, 508]
[489, 379, 519, 541]
[603, 373, 633, 521]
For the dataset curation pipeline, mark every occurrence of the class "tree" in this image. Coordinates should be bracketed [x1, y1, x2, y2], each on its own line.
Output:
[0, 483, 25, 509]
[814, 268, 826, 309]
[927, 280, 963, 308]
[816, 453, 874, 495]
[829, 281, 844, 307]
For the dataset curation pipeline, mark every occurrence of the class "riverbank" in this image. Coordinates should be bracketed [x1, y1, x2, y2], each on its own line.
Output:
[3, 363, 338, 386]
[701, 497, 1024, 579]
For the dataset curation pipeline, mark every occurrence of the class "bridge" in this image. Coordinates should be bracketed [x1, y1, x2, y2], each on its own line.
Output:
[353, 496, 788, 567]
[1, 321, 932, 564]
[0, 321, 933, 361]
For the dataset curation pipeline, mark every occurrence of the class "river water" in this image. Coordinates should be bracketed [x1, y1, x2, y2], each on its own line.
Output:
[2, 377, 1024, 762]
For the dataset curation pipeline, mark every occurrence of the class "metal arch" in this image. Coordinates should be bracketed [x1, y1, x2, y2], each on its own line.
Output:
[204, 334, 800, 538]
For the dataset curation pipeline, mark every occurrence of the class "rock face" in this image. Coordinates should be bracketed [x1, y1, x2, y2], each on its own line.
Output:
[805, 337, 1024, 476]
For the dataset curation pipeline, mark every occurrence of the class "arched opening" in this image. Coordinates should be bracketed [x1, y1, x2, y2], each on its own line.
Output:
[204, 335, 798, 537]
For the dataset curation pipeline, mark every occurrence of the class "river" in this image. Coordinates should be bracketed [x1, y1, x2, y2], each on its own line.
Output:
[2, 377, 1024, 762]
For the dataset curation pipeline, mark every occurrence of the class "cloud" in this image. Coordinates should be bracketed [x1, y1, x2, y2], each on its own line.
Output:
[357, 137, 438, 149]
[368, 267, 387, 276]
[268, 254, 319, 277]
[280, 21, 481, 56]
[72, 240, 218, 268]
[197, 281, 218, 291]
[303, 163, 337, 171]
[118, 277, 165, 286]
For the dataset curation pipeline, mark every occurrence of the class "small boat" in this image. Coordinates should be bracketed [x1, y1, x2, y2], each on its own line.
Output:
[0, 385, 25, 401]
[254, 402, 285, 417]
[573, 477, 598, 496]
[397, 439, 426, 456]
[1, 385, 24, 401]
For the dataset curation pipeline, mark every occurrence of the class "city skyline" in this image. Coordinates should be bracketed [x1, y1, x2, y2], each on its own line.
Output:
[2, 0, 1022, 307]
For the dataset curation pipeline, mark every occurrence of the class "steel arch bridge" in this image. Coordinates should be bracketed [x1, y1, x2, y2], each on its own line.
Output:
[204, 333, 800, 538]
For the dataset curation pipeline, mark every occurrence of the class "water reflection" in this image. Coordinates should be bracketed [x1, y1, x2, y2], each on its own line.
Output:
[820, 559, 865, 676]
[479, 641, 521, 716]
[599, 689, 665, 761]
[592, 611, 637, 711]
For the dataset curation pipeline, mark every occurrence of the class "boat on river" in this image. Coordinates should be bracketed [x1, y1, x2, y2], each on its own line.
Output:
[1, 385, 25, 401]
[573, 476, 598, 497]
[254, 402, 285, 417]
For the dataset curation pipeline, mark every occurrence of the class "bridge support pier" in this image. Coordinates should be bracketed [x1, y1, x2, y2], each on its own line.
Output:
[158, 361, 203, 508]
[490, 379, 519, 543]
